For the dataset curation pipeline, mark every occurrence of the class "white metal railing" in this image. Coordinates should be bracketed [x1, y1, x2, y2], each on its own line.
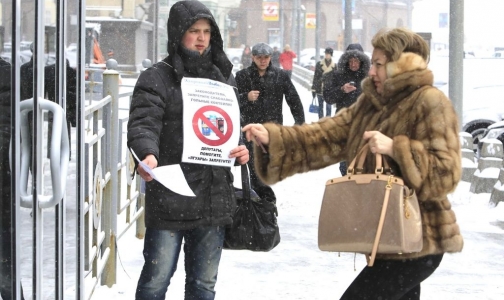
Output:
[292, 64, 315, 91]
[82, 59, 146, 299]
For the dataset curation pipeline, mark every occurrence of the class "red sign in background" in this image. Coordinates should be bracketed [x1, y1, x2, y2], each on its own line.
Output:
[192, 105, 233, 146]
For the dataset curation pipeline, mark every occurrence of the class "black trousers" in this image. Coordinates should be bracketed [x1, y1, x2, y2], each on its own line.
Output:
[340, 254, 444, 300]
[339, 160, 347, 176]
[244, 139, 277, 204]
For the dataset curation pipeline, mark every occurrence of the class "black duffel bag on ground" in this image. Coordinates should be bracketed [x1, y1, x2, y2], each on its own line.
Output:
[224, 164, 280, 252]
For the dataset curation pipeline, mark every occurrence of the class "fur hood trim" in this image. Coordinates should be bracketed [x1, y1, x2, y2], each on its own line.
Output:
[386, 52, 427, 78]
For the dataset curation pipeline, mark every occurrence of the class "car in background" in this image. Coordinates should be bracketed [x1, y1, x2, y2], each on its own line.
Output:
[298, 48, 324, 70]
[0, 50, 32, 64]
[298, 48, 344, 71]
[477, 121, 504, 157]
[493, 51, 504, 58]
[65, 43, 78, 68]
[225, 47, 243, 65]
[440, 84, 504, 153]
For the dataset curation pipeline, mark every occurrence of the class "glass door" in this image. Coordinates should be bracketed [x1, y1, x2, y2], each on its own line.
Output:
[1, 0, 78, 298]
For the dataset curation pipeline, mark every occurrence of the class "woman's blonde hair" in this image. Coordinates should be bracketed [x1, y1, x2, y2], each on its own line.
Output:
[371, 27, 430, 63]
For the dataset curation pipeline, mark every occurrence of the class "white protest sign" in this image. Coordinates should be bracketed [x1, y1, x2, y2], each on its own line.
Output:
[181, 77, 240, 167]
[130, 148, 196, 197]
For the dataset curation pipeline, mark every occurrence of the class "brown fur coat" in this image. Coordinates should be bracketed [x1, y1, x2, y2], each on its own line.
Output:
[255, 52, 463, 259]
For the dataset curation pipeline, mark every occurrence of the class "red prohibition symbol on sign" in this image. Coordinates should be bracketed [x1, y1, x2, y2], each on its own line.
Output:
[192, 105, 233, 146]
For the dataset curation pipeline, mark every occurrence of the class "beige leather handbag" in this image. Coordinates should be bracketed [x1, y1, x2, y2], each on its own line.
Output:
[318, 145, 422, 266]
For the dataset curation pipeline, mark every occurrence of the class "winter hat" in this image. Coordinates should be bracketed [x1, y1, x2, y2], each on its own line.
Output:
[346, 43, 364, 52]
[252, 43, 273, 56]
[166, 0, 232, 82]
[325, 47, 334, 55]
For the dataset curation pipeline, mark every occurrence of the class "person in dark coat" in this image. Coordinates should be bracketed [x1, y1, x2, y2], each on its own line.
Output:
[271, 46, 281, 68]
[20, 53, 77, 127]
[0, 57, 25, 300]
[241, 45, 252, 69]
[20, 56, 77, 159]
[311, 47, 337, 119]
[44, 61, 77, 127]
[323, 43, 370, 175]
[127, 1, 249, 299]
[235, 42, 305, 204]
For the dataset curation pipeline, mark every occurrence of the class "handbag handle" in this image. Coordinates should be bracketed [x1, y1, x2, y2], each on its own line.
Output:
[367, 175, 393, 267]
[241, 164, 251, 201]
[347, 144, 385, 175]
[240, 164, 278, 216]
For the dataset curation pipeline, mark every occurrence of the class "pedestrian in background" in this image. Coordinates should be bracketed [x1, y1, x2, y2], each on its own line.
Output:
[127, 1, 249, 299]
[271, 46, 281, 68]
[279, 44, 297, 79]
[20, 43, 77, 159]
[235, 42, 305, 204]
[311, 47, 337, 119]
[323, 43, 369, 175]
[241, 45, 252, 69]
[243, 27, 463, 300]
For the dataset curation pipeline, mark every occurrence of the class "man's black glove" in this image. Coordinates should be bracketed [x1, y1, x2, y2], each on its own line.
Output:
[312, 91, 316, 98]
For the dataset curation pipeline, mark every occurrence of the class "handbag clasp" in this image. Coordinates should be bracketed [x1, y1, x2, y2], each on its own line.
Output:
[386, 175, 393, 189]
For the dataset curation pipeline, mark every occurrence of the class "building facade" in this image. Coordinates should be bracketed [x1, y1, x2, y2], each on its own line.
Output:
[228, 0, 413, 52]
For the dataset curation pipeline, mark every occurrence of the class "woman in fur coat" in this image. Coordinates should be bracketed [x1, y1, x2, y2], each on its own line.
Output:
[243, 28, 463, 299]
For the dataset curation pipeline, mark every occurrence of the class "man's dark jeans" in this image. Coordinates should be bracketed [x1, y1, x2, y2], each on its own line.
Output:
[135, 226, 225, 300]
[317, 94, 332, 118]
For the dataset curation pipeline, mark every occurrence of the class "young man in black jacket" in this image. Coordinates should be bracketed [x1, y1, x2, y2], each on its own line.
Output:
[127, 1, 249, 299]
[311, 47, 337, 119]
[235, 42, 305, 204]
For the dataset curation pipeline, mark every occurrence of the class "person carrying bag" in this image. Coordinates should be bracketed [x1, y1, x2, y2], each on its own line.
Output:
[243, 28, 463, 299]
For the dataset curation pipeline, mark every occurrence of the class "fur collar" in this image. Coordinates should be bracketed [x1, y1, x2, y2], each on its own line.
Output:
[386, 52, 427, 78]
[362, 52, 433, 109]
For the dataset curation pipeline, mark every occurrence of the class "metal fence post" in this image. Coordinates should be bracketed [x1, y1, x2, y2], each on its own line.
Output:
[135, 58, 151, 239]
[142, 58, 152, 72]
[101, 59, 120, 287]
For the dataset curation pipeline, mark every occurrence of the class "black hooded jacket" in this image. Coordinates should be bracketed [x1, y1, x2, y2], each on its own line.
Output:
[323, 47, 370, 111]
[127, 0, 238, 230]
[235, 63, 305, 126]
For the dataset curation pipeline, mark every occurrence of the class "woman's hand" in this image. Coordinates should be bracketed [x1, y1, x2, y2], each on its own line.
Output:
[242, 124, 270, 146]
[363, 131, 394, 157]
[341, 83, 357, 93]
[229, 145, 249, 165]
[138, 154, 158, 182]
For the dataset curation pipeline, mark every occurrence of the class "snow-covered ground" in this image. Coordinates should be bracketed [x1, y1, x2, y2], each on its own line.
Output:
[90, 79, 504, 300]
[12, 76, 504, 300]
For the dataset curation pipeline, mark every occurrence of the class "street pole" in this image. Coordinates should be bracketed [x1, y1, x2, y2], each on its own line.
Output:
[344, 0, 353, 49]
[449, 0, 464, 129]
[280, 0, 284, 47]
[291, 0, 297, 52]
[406, 0, 413, 29]
[315, 0, 320, 62]
[297, 5, 302, 60]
